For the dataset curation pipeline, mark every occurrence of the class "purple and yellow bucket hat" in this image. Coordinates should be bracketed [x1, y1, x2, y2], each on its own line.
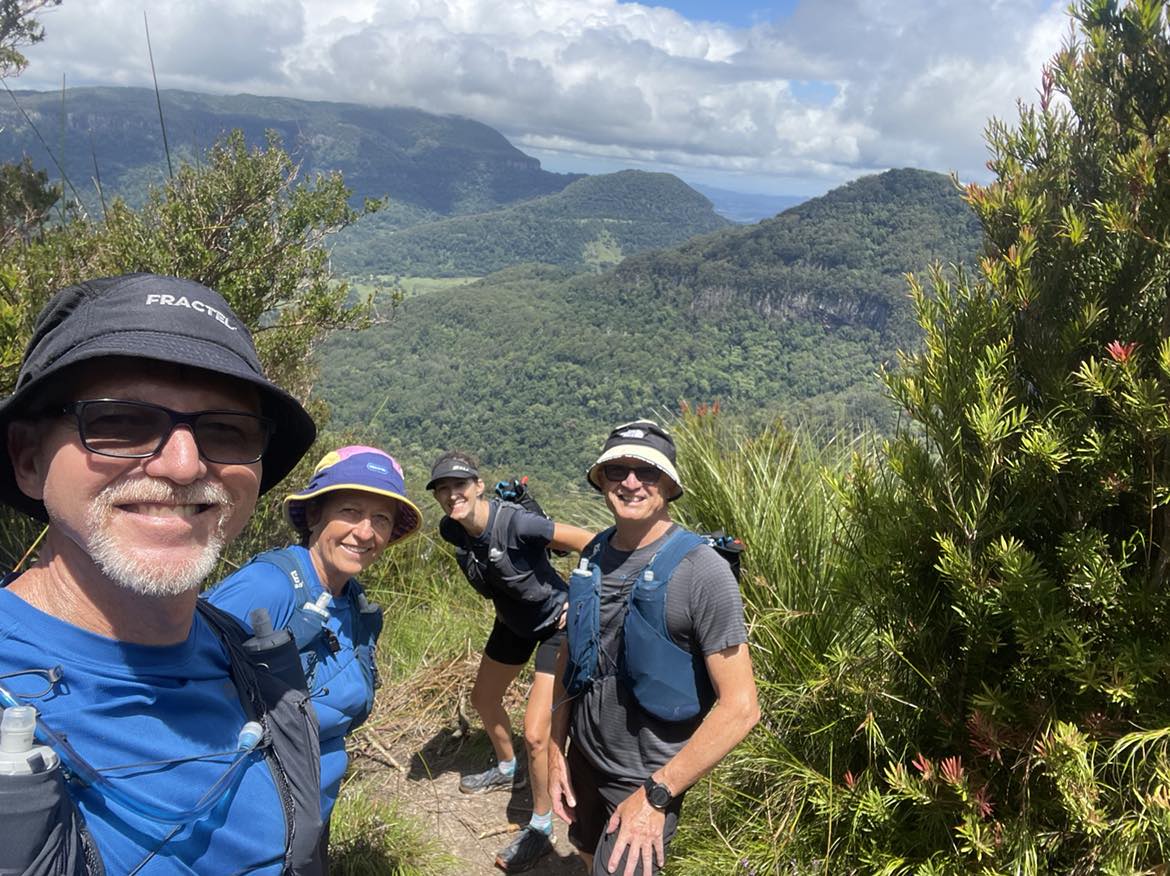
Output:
[283, 445, 422, 545]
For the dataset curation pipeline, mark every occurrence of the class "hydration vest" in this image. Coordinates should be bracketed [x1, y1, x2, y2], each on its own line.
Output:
[197, 601, 325, 876]
[563, 527, 718, 723]
[440, 500, 568, 637]
[0, 595, 325, 876]
[246, 548, 384, 733]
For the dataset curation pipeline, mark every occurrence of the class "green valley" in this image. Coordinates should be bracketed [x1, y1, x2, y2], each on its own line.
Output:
[318, 167, 981, 483]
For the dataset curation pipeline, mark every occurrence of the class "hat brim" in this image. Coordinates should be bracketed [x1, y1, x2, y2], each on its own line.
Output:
[425, 466, 481, 492]
[0, 335, 316, 522]
[283, 483, 423, 546]
[587, 446, 683, 500]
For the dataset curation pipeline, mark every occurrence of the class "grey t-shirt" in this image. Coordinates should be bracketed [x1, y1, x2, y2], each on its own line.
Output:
[569, 526, 748, 782]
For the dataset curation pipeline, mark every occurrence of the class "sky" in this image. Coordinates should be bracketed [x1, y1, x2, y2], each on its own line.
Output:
[16, 0, 1071, 197]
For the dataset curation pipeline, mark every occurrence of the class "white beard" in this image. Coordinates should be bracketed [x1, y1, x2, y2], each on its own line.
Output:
[84, 478, 233, 598]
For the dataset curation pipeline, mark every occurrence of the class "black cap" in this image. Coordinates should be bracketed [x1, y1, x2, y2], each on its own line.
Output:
[0, 273, 317, 520]
[425, 456, 480, 491]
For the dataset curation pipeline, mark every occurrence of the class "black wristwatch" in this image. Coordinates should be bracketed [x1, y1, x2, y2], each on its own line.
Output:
[643, 776, 673, 811]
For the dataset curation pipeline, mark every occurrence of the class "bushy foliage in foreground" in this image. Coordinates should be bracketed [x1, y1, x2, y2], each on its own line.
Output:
[676, 2, 1170, 872]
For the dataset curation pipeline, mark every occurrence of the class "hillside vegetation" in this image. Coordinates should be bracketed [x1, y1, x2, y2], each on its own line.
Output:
[0, 86, 579, 214]
[318, 167, 981, 481]
[333, 170, 732, 276]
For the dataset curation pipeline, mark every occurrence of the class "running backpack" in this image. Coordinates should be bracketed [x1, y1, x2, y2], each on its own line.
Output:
[493, 476, 568, 557]
[246, 549, 384, 733]
[563, 527, 744, 722]
[441, 500, 568, 637]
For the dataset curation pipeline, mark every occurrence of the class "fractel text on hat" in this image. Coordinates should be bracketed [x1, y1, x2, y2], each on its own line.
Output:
[145, 293, 238, 330]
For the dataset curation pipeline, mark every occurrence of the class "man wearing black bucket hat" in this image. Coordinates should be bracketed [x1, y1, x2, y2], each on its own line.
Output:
[549, 420, 759, 876]
[0, 274, 323, 874]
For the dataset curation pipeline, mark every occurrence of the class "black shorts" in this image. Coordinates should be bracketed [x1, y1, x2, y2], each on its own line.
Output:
[484, 618, 565, 674]
[566, 742, 683, 875]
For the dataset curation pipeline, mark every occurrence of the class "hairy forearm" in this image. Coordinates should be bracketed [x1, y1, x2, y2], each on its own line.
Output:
[655, 690, 759, 794]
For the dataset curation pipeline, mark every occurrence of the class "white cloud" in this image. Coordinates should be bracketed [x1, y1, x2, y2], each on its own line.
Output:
[18, 0, 1070, 193]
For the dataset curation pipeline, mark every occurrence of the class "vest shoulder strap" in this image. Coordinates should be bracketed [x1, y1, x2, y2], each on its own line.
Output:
[488, 501, 519, 557]
[646, 528, 706, 584]
[251, 549, 315, 607]
[583, 527, 614, 564]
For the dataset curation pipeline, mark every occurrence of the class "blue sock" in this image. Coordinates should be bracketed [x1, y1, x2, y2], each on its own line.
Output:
[497, 757, 517, 776]
[529, 810, 553, 834]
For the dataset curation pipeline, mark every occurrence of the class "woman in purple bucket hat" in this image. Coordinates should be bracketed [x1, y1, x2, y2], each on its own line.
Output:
[206, 444, 422, 865]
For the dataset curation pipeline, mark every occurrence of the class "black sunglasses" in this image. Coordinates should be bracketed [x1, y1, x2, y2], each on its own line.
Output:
[62, 399, 274, 465]
[601, 463, 662, 485]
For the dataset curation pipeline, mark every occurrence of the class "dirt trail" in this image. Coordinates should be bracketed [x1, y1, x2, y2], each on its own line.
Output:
[365, 740, 581, 875]
[352, 654, 583, 875]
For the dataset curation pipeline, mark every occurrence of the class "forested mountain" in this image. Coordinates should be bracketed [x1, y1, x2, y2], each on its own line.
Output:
[319, 168, 982, 482]
[0, 87, 579, 214]
[333, 170, 732, 276]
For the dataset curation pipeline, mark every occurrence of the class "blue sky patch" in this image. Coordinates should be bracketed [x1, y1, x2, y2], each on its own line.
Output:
[790, 79, 838, 106]
[627, 0, 798, 28]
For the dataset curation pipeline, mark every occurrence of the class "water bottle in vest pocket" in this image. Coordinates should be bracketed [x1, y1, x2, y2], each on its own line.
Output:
[563, 557, 602, 697]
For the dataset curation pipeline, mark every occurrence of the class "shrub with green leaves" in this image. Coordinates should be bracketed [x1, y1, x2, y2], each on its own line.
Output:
[0, 130, 388, 567]
[664, 3, 1170, 873]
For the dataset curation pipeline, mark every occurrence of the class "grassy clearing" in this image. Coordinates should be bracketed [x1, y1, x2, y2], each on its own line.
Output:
[348, 275, 481, 304]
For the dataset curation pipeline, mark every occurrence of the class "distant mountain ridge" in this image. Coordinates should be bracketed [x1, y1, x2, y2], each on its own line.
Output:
[0, 86, 579, 214]
[319, 168, 983, 480]
[335, 170, 732, 276]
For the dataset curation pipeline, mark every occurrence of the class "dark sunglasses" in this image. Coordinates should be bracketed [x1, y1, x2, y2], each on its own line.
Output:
[62, 399, 273, 465]
[601, 463, 662, 485]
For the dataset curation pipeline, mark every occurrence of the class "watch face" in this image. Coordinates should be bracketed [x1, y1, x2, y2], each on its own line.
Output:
[648, 782, 671, 809]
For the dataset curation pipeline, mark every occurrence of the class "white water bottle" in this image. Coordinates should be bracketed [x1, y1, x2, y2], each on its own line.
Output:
[0, 706, 59, 775]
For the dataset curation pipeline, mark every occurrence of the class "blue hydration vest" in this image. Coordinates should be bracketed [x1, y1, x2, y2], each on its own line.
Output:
[247, 549, 384, 732]
[563, 527, 716, 723]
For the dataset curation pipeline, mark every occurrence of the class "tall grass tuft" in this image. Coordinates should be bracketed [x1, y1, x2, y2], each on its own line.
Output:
[330, 781, 454, 875]
[666, 405, 868, 873]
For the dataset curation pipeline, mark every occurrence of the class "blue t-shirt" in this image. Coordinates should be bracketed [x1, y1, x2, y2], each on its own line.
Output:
[0, 588, 287, 875]
[205, 545, 375, 821]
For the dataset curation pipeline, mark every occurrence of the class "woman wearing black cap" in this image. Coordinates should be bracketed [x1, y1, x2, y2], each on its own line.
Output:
[427, 450, 593, 874]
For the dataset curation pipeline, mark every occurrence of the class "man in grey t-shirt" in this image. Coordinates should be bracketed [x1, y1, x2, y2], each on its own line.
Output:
[549, 420, 759, 875]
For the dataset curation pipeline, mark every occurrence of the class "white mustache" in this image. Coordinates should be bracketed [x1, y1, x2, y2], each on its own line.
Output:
[97, 478, 232, 508]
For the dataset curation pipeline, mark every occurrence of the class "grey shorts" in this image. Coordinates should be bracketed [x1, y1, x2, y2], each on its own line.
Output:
[566, 742, 683, 875]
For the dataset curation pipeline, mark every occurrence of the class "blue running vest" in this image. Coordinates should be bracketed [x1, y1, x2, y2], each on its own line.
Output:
[564, 527, 715, 722]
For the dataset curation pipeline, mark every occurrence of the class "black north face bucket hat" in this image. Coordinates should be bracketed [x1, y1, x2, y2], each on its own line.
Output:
[0, 273, 317, 521]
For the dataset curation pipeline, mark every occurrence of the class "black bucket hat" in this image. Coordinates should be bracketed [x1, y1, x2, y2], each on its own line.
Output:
[0, 273, 317, 521]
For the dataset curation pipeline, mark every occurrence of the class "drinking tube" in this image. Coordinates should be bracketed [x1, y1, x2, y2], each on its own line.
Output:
[0, 680, 264, 825]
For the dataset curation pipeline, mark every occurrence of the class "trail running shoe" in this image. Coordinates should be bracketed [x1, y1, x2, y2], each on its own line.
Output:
[459, 763, 527, 794]
[495, 826, 554, 873]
